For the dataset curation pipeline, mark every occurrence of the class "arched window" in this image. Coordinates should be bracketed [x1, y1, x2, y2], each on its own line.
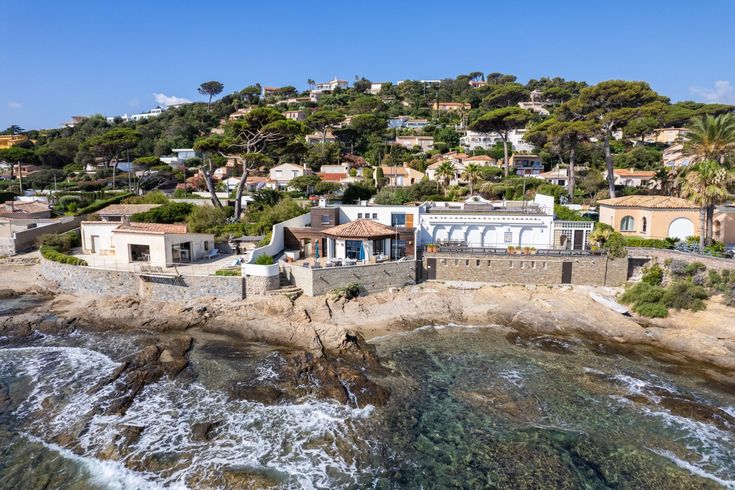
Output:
[642, 217, 647, 233]
[620, 216, 636, 232]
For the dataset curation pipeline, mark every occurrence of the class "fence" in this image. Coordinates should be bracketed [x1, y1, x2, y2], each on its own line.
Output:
[78, 256, 243, 277]
[424, 244, 602, 256]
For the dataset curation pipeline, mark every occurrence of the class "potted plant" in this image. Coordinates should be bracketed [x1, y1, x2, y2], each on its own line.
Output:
[426, 243, 438, 253]
[523, 246, 531, 255]
[529, 247, 537, 255]
[507, 245, 515, 255]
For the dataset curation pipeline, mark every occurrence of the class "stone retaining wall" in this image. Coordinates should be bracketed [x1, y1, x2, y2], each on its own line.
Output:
[628, 248, 735, 272]
[422, 253, 628, 287]
[41, 258, 247, 301]
[285, 260, 418, 296]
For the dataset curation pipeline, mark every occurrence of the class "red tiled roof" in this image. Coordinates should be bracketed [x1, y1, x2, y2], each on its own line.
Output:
[318, 172, 348, 181]
[613, 168, 657, 178]
[322, 219, 399, 239]
[97, 204, 160, 216]
[113, 222, 189, 234]
[598, 196, 697, 209]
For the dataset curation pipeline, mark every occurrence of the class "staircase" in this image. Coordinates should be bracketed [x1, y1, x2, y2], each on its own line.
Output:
[266, 270, 303, 298]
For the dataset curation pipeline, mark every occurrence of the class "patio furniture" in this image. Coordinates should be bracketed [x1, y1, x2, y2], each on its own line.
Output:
[205, 248, 220, 260]
[375, 254, 389, 263]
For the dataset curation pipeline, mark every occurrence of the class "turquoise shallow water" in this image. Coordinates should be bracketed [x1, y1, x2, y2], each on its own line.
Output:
[370, 324, 735, 489]
[1, 324, 734, 488]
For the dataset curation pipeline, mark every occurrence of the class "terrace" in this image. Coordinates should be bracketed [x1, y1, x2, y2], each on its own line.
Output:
[70, 249, 245, 276]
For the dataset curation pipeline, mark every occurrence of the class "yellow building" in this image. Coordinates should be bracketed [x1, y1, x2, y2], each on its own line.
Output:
[598, 195, 700, 241]
[0, 134, 29, 149]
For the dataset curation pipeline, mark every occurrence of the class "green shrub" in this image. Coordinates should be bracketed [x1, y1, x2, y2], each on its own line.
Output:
[604, 232, 627, 258]
[331, 283, 361, 300]
[635, 302, 669, 318]
[254, 254, 274, 265]
[40, 245, 87, 266]
[623, 236, 677, 249]
[76, 193, 134, 215]
[123, 190, 169, 204]
[214, 268, 240, 276]
[663, 280, 709, 312]
[132, 202, 194, 223]
[684, 262, 706, 276]
[39, 230, 81, 252]
[641, 263, 664, 286]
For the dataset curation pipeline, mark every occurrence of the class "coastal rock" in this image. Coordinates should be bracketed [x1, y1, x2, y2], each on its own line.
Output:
[191, 421, 219, 442]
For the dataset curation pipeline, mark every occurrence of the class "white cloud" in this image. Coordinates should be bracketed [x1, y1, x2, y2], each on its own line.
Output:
[688, 80, 735, 104]
[153, 93, 191, 107]
[7, 101, 22, 109]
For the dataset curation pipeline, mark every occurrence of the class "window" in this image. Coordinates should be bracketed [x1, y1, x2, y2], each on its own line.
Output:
[392, 239, 407, 259]
[204, 241, 210, 251]
[320, 215, 330, 225]
[373, 239, 385, 255]
[642, 217, 647, 233]
[391, 213, 406, 227]
[275, 170, 282, 177]
[504, 231, 512, 243]
[357, 213, 363, 219]
[346, 240, 363, 259]
[372, 213, 378, 219]
[620, 216, 636, 231]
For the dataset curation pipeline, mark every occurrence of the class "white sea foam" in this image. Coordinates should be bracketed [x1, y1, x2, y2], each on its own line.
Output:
[2, 345, 379, 489]
[22, 433, 170, 490]
[650, 448, 735, 489]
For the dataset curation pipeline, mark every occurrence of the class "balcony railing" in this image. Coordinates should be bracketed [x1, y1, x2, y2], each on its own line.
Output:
[423, 244, 602, 256]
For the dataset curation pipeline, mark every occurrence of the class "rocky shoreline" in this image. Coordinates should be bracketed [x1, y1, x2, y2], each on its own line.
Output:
[2, 262, 735, 399]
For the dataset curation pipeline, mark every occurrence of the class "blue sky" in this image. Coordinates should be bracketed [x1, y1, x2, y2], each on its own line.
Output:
[2, 0, 734, 130]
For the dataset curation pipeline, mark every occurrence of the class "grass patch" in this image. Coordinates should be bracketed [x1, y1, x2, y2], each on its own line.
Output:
[214, 268, 240, 276]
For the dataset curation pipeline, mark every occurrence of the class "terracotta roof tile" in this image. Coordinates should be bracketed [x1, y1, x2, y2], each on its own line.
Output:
[113, 222, 189, 234]
[613, 168, 657, 178]
[322, 219, 399, 239]
[597, 195, 697, 209]
[318, 172, 348, 181]
[97, 204, 161, 216]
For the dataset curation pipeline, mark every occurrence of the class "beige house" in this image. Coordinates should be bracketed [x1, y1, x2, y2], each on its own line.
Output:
[284, 110, 305, 121]
[379, 165, 426, 187]
[643, 127, 688, 145]
[598, 195, 700, 240]
[662, 144, 695, 168]
[605, 168, 658, 188]
[714, 204, 735, 245]
[81, 221, 215, 268]
[394, 135, 434, 151]
[432, 102, 470, 111]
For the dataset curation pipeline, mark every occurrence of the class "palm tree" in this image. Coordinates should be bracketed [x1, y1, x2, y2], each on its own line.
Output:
[683, 114, 735, 244]
[680, 160, 732, 252]
[684, 114, 735, 164]
[462, 163, 483, 195]
[307, 79, 315, 91]
[435, 161, 456, 194]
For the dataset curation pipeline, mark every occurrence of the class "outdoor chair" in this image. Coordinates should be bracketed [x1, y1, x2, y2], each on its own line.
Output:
[205, 248, 220, 260]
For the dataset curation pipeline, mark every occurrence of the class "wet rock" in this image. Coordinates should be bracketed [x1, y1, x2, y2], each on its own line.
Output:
[0, 288, 16, 299]
[191, 421, 219, 442]
[220, 466, 287, 489]
[230, 384, 285, 404]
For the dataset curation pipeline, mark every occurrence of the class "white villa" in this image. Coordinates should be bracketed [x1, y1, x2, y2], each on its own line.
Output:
[269, 163, 308, 190]
[279, 194, 593, 264]
[460, 129, 534, 152]
[81, 220, 215, 268]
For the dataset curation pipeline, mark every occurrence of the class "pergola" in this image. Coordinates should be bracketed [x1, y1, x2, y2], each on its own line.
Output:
[321, 219, 398, 261]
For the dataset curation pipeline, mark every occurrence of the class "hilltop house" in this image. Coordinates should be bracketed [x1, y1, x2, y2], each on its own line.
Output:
[605, 168, 658, 188]
[284, 110, 306, 121]
[305, 131, 337, 144]
[643, 128, 688, 145]
[0, 134, 29, 149]
[536, 167, 568, 187]
[394, 135, 434, 151]
[510, 154, 544, 175]
[269, 163, 308, 190]
[517, 90, 550, 115]
[379, 165, 426, 187]
[460, 129, 534, 152]
[663, 144, 694, 168]
[312, 78, 348, 94]
[432, 102, 471, 111]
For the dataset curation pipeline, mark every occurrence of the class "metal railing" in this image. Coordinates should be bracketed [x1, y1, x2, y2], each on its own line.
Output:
[423, 244, 602, 256]
[75, 256, 244, 276]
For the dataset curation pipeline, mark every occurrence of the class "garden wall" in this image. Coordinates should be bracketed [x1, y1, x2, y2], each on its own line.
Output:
[285, 260, 418, 296]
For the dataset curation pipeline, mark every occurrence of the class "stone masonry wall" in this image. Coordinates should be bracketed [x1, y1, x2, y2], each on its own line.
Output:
[41, 258, 246, 301]
[286, 260, 418, 296]
[245, 274, 280, 296]
[422, 253, 628, 287]
[628, 248, 735, 272]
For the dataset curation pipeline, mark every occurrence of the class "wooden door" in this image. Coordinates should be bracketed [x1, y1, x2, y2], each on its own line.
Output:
[406, 213, 414, 229]
[426, 258, 437, 280]
[561, 261, 573, 284]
